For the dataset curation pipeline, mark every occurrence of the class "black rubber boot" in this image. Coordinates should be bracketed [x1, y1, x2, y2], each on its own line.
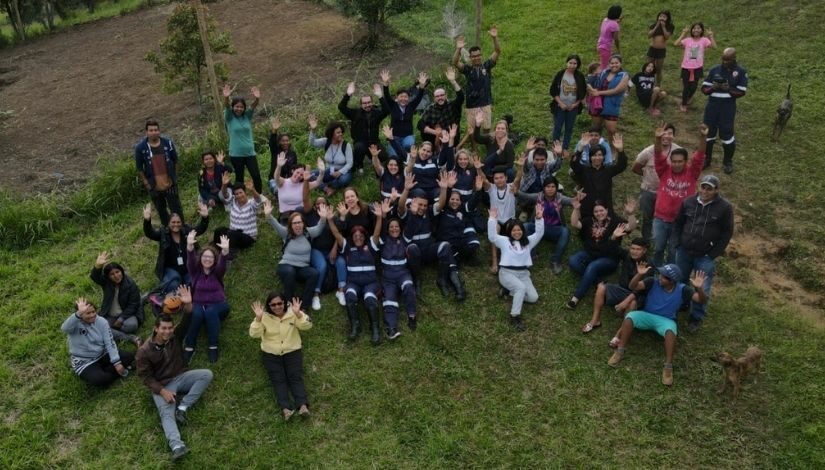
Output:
[414, 277, 423, 300]
[367, 304, 381, 345]
[346, 304, 360, 341]
[436, 266, 451, 297]
[449, 270, 466, 302]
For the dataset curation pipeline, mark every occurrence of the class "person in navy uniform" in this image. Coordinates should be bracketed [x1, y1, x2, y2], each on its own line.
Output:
[701, 47, 747, 174]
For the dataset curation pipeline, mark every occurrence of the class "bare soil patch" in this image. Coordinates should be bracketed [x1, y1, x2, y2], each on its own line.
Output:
[0, 0, 434, 194]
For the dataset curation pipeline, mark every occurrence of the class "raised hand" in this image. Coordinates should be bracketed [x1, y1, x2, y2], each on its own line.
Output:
[690, 270, 706, 289]
[489, 206, 498, 220]
[217, 235, 230, 254]
[270, 116, 281, 132]
[95, 251, 110, 268]
[455, 35, 465, 50]
[252, 301, 265, 321]
[317, 203, 330, 220]
[143, 203, 152, 220]
[381, 199, 391, 215]
[409, 144, 417, 159]
[336, 201, 348, 217]
[612, 223, 629, 239]
[373, 83, 383, 98]
[404, 173, 417, 191]
[699, 123, 709, 137]
[518, 153, 527, 167]
[612, 132, 624, 152]
[449, 123, 458, 140]
[418, 71, 429, 87]
[489, 25, 498, 38]
[440, 129, 450, 144]
[216, 150, 225, 164]
[437, 170, 450, 189]
[346, 81, 356, 96]
[316, 157, 326, 172]
[445, 66, 456, 82]
[370, 202, 383, 217]
[571, 196, 582, 210]
[369, 144, 381, 158]
[553, 140, 563, 155]
[681, 25, 690, 35]
[308, 115, 318, 130]
[177, 284, 192, 305]
[277, 152, 287, 168]
[76, 297, 92, 315]
[221, 171, 232, 186]
[222, 84, 231, 97]
[534, 202, 544, 220]
[654, 122, 666, 139]
[636, 260, 653, 276]
[706, 27, 714, 38]
[446, 170, 457, 188]
[186, 230, 197, 246]
[624, 197, 638, 215]
[251, 86, 261, 99]
[390, 187, 399, 202]
[382, 124, 393, 140]
[525, 136, 536, 152]
[198, 201, 209, 218]
[291, 297, 303, 316]
[263, 198, 273, 216]
[471, 154, 484, 169]
[576, 189, 588, 202]
[474, 173, 484, 190]
[244, 180, 255, 192]
[380, 69, 390, 85]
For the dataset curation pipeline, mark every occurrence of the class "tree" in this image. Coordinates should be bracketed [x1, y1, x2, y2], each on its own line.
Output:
[145, 3, 234, 112]
[342, 0, 419, 50]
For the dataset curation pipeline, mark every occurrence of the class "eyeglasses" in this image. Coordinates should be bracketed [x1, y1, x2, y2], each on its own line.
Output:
[269, 301, 284, 307]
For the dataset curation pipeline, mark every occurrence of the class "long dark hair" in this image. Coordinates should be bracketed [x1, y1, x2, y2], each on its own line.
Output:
[324, 121, 345, 150]
[504, 219, 529, 247]
[689, 22, 706, 38]
[650, 10, 674, 34]
[565, 53, 582, 70]
[606, 5, 622, 20]
[230, 97, 247, 113]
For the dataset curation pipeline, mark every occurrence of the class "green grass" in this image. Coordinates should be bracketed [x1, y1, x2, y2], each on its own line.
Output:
[2, 0, 825, 467]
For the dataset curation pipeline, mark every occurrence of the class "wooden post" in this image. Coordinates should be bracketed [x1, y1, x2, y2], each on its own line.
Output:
[191, 0, 222, 119]
[474, 0, 482, 47]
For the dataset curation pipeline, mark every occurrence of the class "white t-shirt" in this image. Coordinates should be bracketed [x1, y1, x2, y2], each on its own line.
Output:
[488, 183, 516, 223]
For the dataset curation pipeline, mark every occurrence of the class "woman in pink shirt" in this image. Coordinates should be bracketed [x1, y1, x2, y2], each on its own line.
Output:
[673, 22, 717, 112]
[596, 5, 623, 71]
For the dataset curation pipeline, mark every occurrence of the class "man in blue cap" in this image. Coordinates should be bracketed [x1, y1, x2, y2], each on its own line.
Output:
[608, 262, 707, 386]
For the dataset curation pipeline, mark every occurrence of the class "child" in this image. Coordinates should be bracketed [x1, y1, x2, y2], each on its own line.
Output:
[673, 22, 717, 112]
[632, 61, 667, 116]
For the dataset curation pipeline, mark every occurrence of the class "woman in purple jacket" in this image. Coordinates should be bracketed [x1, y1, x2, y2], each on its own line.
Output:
[183, 231, 230, 364]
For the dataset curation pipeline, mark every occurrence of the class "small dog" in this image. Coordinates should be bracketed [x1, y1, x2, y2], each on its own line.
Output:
[772, 84, 793, 141]
[712, 346, 763, 399]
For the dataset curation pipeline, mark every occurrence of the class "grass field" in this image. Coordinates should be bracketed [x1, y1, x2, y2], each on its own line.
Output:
[1, 0, 824, 467]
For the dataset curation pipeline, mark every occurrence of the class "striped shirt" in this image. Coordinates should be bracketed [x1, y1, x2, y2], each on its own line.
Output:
[221, 189, 267, 238]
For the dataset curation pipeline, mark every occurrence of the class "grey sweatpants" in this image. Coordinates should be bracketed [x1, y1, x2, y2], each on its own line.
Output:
[498, 268, 538, 317]
[151, 369, 214, 450]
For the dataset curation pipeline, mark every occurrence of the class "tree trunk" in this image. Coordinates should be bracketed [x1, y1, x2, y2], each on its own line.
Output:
[474, 0, 482, 47]
[191, 0, 222, 120]
[10, 0, 26, 41]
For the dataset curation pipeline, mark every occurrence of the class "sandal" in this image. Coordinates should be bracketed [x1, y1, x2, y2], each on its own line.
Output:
[582, 322, 601, 334]
[608, 336, 620, 349]
[283, 408, 295, 421]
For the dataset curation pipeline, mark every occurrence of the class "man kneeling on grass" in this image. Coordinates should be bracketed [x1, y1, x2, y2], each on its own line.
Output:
[136, 285, 213, 461]
[607, 263, 706, 386]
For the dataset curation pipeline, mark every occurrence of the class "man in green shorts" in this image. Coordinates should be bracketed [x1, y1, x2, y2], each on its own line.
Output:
[607, 263, 706, 386]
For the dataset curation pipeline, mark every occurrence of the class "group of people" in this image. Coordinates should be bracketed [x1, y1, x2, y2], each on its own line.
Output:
[62, 5, 744, 460]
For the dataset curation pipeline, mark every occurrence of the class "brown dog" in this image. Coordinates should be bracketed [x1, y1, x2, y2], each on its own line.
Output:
[712, 346, 763, 399]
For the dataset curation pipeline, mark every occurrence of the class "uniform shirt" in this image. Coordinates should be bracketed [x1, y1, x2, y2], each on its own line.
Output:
[462, 59, 495, 108]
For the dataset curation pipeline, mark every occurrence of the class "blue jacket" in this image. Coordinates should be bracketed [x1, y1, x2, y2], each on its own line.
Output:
[134, 136, 179, 189]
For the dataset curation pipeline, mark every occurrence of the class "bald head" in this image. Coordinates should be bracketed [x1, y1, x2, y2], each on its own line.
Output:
[722, 48, 736, 60]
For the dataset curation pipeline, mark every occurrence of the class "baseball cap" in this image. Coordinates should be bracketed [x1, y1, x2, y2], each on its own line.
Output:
[659, 264, 683, 281]
[699, 175, 720, 189]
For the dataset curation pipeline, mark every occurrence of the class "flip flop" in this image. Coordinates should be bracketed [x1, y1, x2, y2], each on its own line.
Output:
[582, 322, 601, 334]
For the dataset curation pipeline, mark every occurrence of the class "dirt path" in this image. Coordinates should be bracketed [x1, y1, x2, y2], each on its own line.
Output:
[0, 0, 433, 194]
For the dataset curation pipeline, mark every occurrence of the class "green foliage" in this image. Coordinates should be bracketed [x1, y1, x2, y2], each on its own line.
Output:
[144, 3, 233, 104]
[336, 0, 419, 49]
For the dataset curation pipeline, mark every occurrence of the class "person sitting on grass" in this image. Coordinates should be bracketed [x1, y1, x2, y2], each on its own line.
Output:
[473, 111, 516, 181]
[309, 116, 353, 197]
[136, 285, 213, 461]
[327, 203, 384, 345]
[570, 132, 627, 217]
[524, 176, 574, 275]
[271, 152, 321, 224]
[143, 202, 209, 298]
[250, 293, 312, 422]
[214, 174, 268, 256]
[380, 70, 429, 158]
[487, 203, 544, 332]
[417, 67, 463, 145]
[566, 195, 637, 309]
[62, 297, 133, 388]
[582, 237, 651, 334]
[372, 200, 417, 339]
[405, 127, 456, 203]
[197, 151, 232, 208]
[372, 131, 406, 203]
[517, 140, 564, 215]
[436, 174, 483, 268]
[632, 60, 667, 116]
[183, 232, 230, 364]
[267, 116, 299, 196]
[608, 263, 707, 387]
[90, 251, 142, 346]
[476, 159, 524, 274]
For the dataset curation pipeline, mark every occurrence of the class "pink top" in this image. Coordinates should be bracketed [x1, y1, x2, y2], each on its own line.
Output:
[679, 37, 712, 70]
[597, 18, 620, 50]
[278, 179, 304, 213]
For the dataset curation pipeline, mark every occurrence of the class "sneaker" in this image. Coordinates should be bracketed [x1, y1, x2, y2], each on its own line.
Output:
[497, 287, 509, 299]
[723, 164, 734, 175]
[679, 104, 688, 113]
[171, 445, 189, 460]
[551, 262, 563, 275]
[566, 298, 579, 310]
[311, 295, 321, 311]
[175, 408, 188, 426]
[662, 365, 674, 386]
[510, 315, 525, 332]
[298, 405, 311, 418]
[608, 350, 624, 367]
[357, 168, 364, 176]
[387, 328, 401, 340]
[335, 291, 346, 306]
[183, 349, 195, 365]
[407, 316, 417, 332]
[687, 319, 703, 334]
[283, 408, 294, 421]
[207, 348, 219, 363]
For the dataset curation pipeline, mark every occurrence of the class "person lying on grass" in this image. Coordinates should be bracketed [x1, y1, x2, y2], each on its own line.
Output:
[608, 263, 707, 387]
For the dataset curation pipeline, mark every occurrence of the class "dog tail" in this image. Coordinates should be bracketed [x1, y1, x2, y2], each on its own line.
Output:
[786, 83, 792, 99]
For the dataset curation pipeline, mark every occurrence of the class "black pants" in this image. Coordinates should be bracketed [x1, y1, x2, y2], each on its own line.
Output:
[680, 67, 703, 105]
[230, 155, 263, 194]
[150, 187, 183, 226]
[277, 264, 319, 308]
[262, 350, 307, 410]
[213, 227, 256, 252]
[78, 349, 134, 388]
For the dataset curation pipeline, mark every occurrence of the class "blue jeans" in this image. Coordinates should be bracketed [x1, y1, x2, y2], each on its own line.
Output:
[310, 249, 329, 293]
[525, 223, 570, 263]
[676, 247, 715, 322]
[652, 218, 679, 267]
[552, 107, 580, 149]
[313, 168, 353, 190]
[160, 268, 190, 295]
[387, 134, 416, 157]
[185, 302, 230, 348]
[335, 255, 347, 288]
[568, 250, 619, 299]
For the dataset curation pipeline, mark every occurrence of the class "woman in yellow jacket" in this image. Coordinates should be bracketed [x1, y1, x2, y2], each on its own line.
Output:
[250, 293, 313, 421]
